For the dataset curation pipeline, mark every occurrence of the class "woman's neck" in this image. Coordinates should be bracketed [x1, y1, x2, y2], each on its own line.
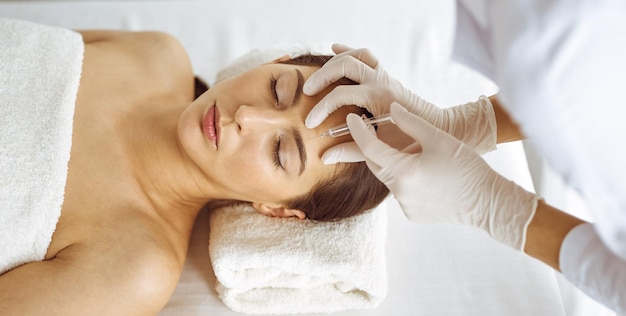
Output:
[125, 103, 215, 229]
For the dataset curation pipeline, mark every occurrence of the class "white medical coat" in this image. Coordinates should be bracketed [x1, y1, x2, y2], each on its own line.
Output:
[451, 0, 626, 313]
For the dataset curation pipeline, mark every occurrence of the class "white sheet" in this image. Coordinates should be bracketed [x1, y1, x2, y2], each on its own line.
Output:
[1, 1, 607, 315]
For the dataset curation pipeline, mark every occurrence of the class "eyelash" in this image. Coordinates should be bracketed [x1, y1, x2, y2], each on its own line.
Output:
[270, 74, 283, 171]
[273, 136, 283, 170]
[269, 74, 279, 105]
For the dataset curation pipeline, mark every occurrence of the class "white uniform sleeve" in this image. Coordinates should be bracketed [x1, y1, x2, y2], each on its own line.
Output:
[452, 0, 626, 259]
[560, 223, 626, 314]
[453, 0, 626, 313]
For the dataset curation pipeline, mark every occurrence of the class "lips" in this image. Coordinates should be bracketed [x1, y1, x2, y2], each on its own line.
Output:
[203, 104, 220, 148]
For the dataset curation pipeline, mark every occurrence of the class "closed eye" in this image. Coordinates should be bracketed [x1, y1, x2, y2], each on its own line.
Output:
[273, 136, 283, 170]
[269, 74, 279, 106]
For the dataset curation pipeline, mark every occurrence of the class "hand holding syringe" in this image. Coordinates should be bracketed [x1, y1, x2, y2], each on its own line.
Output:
[320, 114, 395, 138]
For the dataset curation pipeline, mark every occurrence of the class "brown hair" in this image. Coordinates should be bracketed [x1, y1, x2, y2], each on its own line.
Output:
[277, 54, 389, 221]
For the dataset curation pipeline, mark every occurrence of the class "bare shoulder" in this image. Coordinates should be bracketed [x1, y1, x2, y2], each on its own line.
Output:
[79, 30, 189, 62]
[78, 30, 194, 102]
[80, 218, 185, 296]
[64, 234, 183, 312]
[0, 235, 182, 315]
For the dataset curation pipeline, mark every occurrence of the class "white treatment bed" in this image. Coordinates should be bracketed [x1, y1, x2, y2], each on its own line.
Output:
[0, 1, 615, 315]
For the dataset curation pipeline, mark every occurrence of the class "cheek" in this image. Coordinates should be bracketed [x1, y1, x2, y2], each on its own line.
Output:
[178, 105, 209, 168]
[218, 143, 314, 202]
[216, 143, 276, 195]
[227, 155, 265, 179]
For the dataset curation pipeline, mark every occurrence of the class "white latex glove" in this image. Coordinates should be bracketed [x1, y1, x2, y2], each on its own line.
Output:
[347, 102, 538, 251]
[304, 44, 497, 164]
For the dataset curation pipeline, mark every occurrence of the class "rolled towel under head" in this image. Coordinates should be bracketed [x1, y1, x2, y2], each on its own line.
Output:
[208, 202, 388, 315]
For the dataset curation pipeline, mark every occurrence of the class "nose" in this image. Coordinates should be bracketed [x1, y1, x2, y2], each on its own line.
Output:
[235, 105, 293, 134]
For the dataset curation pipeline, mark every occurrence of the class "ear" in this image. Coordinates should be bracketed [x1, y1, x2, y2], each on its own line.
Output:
[252, 202, 306, 219]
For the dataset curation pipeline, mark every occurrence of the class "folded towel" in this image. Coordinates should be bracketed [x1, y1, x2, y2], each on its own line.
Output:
[208, 203, 388, 315]
[0, 18, 83, 274]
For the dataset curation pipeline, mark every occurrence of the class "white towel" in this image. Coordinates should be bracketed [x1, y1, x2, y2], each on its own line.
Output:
[208, 203, 388, 315]
[0, 18, 83, 274]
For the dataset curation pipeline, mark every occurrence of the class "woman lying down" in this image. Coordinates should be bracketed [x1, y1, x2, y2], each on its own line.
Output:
[0, 23, 388, 314]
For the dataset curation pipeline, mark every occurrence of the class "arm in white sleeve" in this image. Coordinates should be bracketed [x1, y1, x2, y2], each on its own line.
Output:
[454, 0, 626, 260]
[489, 0, 626, 260]
[560, 223, 626, 314]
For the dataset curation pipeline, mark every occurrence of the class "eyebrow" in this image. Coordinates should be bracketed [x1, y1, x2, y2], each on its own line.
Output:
[292, 69, 304, 105]
[292, 128, 307, 175]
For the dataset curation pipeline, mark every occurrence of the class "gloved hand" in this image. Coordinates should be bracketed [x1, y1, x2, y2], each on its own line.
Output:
[304, 44, 497, 164]
[347, 102, 539, 251]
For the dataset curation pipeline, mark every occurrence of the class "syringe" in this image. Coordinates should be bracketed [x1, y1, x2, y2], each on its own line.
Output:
[320, 114, 395, 138]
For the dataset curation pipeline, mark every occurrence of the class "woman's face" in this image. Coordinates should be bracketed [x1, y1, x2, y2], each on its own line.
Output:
[178, 61, 355, 217]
